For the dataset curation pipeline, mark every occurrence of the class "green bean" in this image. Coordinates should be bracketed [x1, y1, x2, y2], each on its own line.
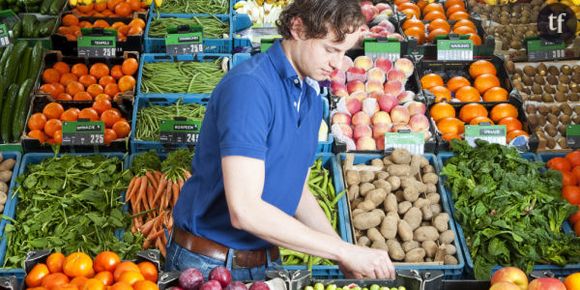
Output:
[136, 98, 207, 141]
[158, 0, 228, 14]
[141, 59, 225, 94]
[148, 16, 229, 39]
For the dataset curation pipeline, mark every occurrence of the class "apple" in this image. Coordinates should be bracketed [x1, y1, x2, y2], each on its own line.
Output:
[353, 125, 372, 139]
[360, 1, 373, 7]
[406, 101, 426, 115]
[397, 91, 416, 104]
[394, 58, 415, 78]
[249, 281, 270, 290]
[334, 88, 349, 98]
[225, 282, 248, 290]
[375, 136, 385, 150]
[528, 278, 566, 290]
[390, 105, 410, 124]
[367, 67, 386, 83]
[331, 81, 347, 94]
[345, 97, 362, 115]
[387, 69, 407, 84]
[331, 112, 351, 125]
[200, 280, 222, 290]
[372, 111, 392, 125]
[366, 80, 384, 94]
[409, 114, 430, 131]
[375, 57, 392, 73]
[179, 268, 204, 290]
[356, 136, 377, 150]
[338, 124, 353, 138]
[370, 25, 387, 34]
[340, 55, 354, 71]
[330, 69, 346, 84]
[209, 267, 231, 288]
[377, 20, 395, 33]
[384, 80, 404, 96]
[489, 282, 521, 290]
[346, 67, 367, 83]
[373, 123, 391, 139]
[352, 111, 371, 126]
[491, 267, 529, 290]
[350, 91, 367, 101]
[377, 93, 398, 112]
[354, 55, 373, 71]
[362, 97, 379, 115]
[347, 80, 365, 94]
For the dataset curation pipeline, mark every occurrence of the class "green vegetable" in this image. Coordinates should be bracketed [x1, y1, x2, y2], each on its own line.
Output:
[157, 0, 228, 14]
[48, 0, 65, 15]
[21, 15, 36, 38]
[0, 84, 19, 143]
[4, 41, 27, 84]
[3, 155, 143, 268]
[135, 98, 206, 141]
[131, 150, 162, 174]
[29, 41, 44, 80]
[140, 59, 226, 94]
[16, 47, 31, 84]
[441, 140, 580, 279]
[12, 78, 34, 142]
[162, 149, 193, 182]
[40, 0, 53, 14]
[11, 19, 21, 38]
[0, 44, 13, 76]
[148, 16, 229, 39]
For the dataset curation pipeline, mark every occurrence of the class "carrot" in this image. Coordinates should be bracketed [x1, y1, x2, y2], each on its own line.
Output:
[163, 181, 173, 209]
[139, 218, 156, 236]
[135, 176, 148, 211]
[125, 176, 139, 203]
[146, 171, 159, 190]
[143, 238, 152, 249]
[147, 228, 164, 241]
[153, 174, 168, 206]
[156, 238, 167, 257]
[146, 183, 156, 210]
[172, 181, 180, 207]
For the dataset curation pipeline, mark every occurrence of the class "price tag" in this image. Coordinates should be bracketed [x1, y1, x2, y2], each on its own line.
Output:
[364, 38, 401, 61]
[159, 119, 202, 144]
[526, 39, 566, 61]
[384, 131, 424, 155]
[465, 125, 506, 146]
[77, 28, 117, 58]
[566, 125, 580, 149]
[0, 24, 9, 47]
[165, 25, 203, 55]
[437, 39, 473, 61]
[62, 121, 105, 145]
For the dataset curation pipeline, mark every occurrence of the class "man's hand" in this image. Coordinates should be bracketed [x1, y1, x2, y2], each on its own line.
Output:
[337, 245, 396, 279]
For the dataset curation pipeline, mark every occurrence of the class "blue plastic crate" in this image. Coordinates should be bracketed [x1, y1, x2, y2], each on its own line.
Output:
[130, 95, 209, 153]
[137, 53, 233, 99]
[150, 0, 234, 17]
[0, 152, 21, 239]
[335, 153, 466, 279]
[0, 153, 128, 271]
[144, 14, 233, 53]
[437, 152, 580, 279]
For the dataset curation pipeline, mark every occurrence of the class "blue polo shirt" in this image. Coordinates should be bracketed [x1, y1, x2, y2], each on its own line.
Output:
[173, 40, 323, 250]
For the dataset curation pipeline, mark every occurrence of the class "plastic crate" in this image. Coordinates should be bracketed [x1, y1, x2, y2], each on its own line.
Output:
[136, 53, 232, 99]
[130, 95, 209, 153]
[0, 152, 21, 238]
[144, 14, 233, 53]
[336, 153, 466, 279]
[437, 152, 580, 278]
[0, 152, 128, 272]
[150, 0, 233, 17]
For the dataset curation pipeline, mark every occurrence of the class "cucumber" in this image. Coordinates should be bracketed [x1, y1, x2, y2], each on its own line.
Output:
[28, 41, 43, 80]
[21, 15, 35, 38]
[0, 44, 13, 75]
[12, 19, 21, 39]
[48, 0, 64, 15]
[39, 18, 56, 36]
[12, 78, 34, 142]
[16, 47, 31, 84]
[39, 0, 52, 14]
[0, 84, 19, 143]
[4, 41, 28, 84]
[0, 78, 6, 118]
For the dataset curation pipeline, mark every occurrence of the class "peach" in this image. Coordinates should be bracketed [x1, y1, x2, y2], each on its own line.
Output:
[354, 56, 373, 71]
[367, 67, 386, 83]
[346, 67, 367, 83]
[334, 88, 349, 98]
[331, 81, 347, 95]
[384, 80, 404, 96]
[350, 91, 368, 101]
[390, 105, 410, 124]
[397, 91, 416, 104]
[337, 124, 353, 138]
[356, 136, 377, 150]
[347, 80, 365, 94]
[372, 111, 392, 125]
[331, 112, 351, 125]
[353, 125, 372, 140]
[373, 123, 391, 139]
[366, 80, 384, 94]
[330, 69, 346, 84]
[374, 57, 392, 73]
[345, 97, 362, 115]
[362, 98, 379, 115]
[491, 267, 528, 290]
[394, 58, 415, 78]
[406, 101, 426, 115]
[377, 20, 395, 33]
[528, 278, 566, 290]
[377, 93, 398, 112]
[352, 111, 371, 126]
[409, 114, 430, 132]
[387, 69, 407, 84]
[340, 55, 354, 71]
[375, 136, 385, 150]
[490, 282, 521, 290]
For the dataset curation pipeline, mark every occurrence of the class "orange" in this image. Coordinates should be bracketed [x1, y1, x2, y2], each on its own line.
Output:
[40, 84, 57, 97]
[99, 76, 116, 86]
[453, 19, 477, 31]
[60, 73, 79, 86]
[79, 108, 99, 121]
[86, 84, 104, 97]
[94, 1, 107, 11]
[483, 87, 508, 102]
[58, 284, 79, 290]
[71, 277, 89, 288]
[57, 93, 73, 101]
[474, 73, 500, 94]
[92, 20, 110, 29]
[490, 103, 518, 122]
[43, 103, 65, 120]
[43, 68, 61, 84]
[62, 14, 80, 27]
[449, 11, 470, 21]
[100, 109, 122, 128]
[74, 92, 93, 101]
[424, 10, 447, 22]
[112, 120, 131, 138]
[447, 76, 470, 93]
[63, 252, 94, 278]
[94, 272, 114, 286]
[565, 272, 580, 289]
[92, 99, 113, 114]
[133, 280, 159, 290]
[54, 130, 63, 144]
[573, 166, 580, 184]
[94, 251, 121, 273]
[71, 63, 89, 77]
[469, 116, 494, 125]
[42, 273, 70, 289]
[127, 25, 143, 36]
[566, 151, 580, 167]
[95, 94, 112, 102]
[455, 86, 481, 102]
[110, 282, 133, 290]
[430, 102, 456, 122]
[66, 81, 85, 96]
[401, 9, 420, 20]
[399, 3, 421, 18]
[453, 25, 477, 35]
[79, 75, 97, 87]
[82, 279, 104, 290]
[427, 28, 448, 43]
[137, 261, 158, 282]
[53, 62, 71, 74]
[421, 73, 444, 89]
[428, 18, 451, 33]
[404, 27, 426, 44]
[117, 271, 144, 286]
[429, 85, 452, 102]
[110, 65, 123, 79]
[44, 119, 62, 138]
[26, 264, 50, 288]
[506, 129, 529, 143]
[459, 103, 488, 123]
[114, 2, 131, 17]
[564, 186, 580, 205]
[423, 3, 444, 15]
[562, 171, 577, 186]
[469, 60, 496, 78]
[90, 63, 110, 79]
[76, 3, 94, 13]
[58, 26, 73, 35]
[127, 0, 142, 11]
[437, 117, 465, 135]
[61, 108, 81, 122]
[402, 17, 425, 31]
[111, 21, 125, 30]
[498, 117, 522, 132]
[445, 0, 465, 8]
[466, 33, 482, 46]
[442, 133, 462, 141]
[121, 58, 139, 76]
[548, 157, 572, 172]
[47, 252, 66, 273]
[118, 75, 135, 92]
[28, 113, 47, 131]
[446, 4, 465, 17]
[104, 129, 118, 144]
[113, 262, 140, 282]
[570, 205, 580, 224]
[28, 130, 47, 143]
[52, 83, 65, 96]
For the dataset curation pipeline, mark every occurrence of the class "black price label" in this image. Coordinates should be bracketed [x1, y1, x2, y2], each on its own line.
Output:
[159, 119, 202, 144]
[165, 25, 203, 55]
[62, 121, 105, 145]
[527, 39, 566, 61]
[78, 28, 117, 58]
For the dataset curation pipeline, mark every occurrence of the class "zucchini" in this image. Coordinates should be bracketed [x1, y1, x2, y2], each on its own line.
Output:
[0, 44, 13, 75]
[39, 18, 56, 36]
[4, 41, 27, 84]
[48, 0, 64, 15]
[12, 78, 34, 142]
[21, 15, 35, 38]
[0, 78, 6, 118]
[0, 84, 19, 143]
[12, 19, 21, 39]
[16, 47, 31, 84]
[40, 0, 52, 14]
[28, 41, 43, 80]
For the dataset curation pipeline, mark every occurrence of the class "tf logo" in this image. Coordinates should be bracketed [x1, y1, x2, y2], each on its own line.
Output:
[538, 3, 577, 43]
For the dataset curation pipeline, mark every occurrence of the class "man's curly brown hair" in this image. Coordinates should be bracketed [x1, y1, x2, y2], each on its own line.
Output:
[276, 0, 365, 42]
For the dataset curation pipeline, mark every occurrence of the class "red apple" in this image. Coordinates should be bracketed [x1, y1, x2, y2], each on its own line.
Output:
[489, 282, 521, 290]
[397, 91, 416, 103]
[528, 278, 566, 290]
[366, 80, 384, 94]
[375, 136, 385, 150]
[330, 69, 346, 84]
[337, 124, 353, 138]
[350, 91, 367, 101]
[373, 123, 391, 139]
[387, 69, 407, 84]
[345, 97, 362, 115]
[347, 80, 365, 94]
[331, 81, 347, 94]
[352, 111, 371, 126]
[375, 57, 392, 73]
[225, 282, 248, 290]
[353, 125, 372, 140]
[388, 33, 404, 41]
[347, 67, 367, 83]
[377, 93, 398, 112]
[409, 114, 430, 131]
[249, 281, 270, 290]
[372, 111, 392, 125]
[200, 280, 221, 290]
[340, 55, 354, 71]
[406, 101, 426, 115]
[384, 80, 404, 96]
[491, 267, 529, 290]
[390, 105, 410, 124]
[394, 58, 415, 78]
[375, 3, 390, 12]
[367, 67, 386, 83]
[356, 136, 376, 150]
[354, 56, 373, 71]
[331, 112, 351, 125]
[377, 20, 395, 33]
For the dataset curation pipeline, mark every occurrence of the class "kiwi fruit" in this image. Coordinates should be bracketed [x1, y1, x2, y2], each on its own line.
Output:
[506, 61, 515, 74]
[531, 94, 542, 102]
[523, 75, 534, 86]
[546, 75, 558, 85]
[559, 103, 572, 115]
[546, 138, 556, 149]
[522, 87, 531, 95]
[526, 105, 537, 114]
[572, 73, 580, 84]
[548, 66, 559, 76]
[513, 80, 524, 91]
[557, 84, 568, 93]
[534, 75, 545, 85]
[537, 63, 547, 76]
[559, 75, 570, 84]
[537, 114, 547, 126]
[561, 65, 571, 75]
[570, 93, 579, 101]
[527, 115, 539, 128]
[541, 94, 554, 102]
[515, 68, 523, 76]
[573, 65, 580, 74]
[544, 85, 555, 94]
[558, 125, 567, 136]
[538, 105, 549, 115]
[510, 40, 522, 50]
[558, 138, 567, 149]
[524, 65, 536, 77]
[532, 83, 543, 94]
[554, 91, 567, 102]
[571, 85, 579, 94]
[547, 113, 559, 124]
[525, 30, 536, 38]
[559, 114, 571, 125]
[550, 105, 560, 115]
[575, 105, 580, 115]
[545, 124, 558, 137]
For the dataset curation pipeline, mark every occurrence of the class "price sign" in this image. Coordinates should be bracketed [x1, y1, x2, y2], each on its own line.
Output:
[62, 121, 105, 145]
[77, 28, 116, 58]
[437, 39, 473, 61]
[165, 25, 203, 55]
[527, 39, 566, 61]
[465, 125, 506, 147]
[159, 119, 202, 144]
[0, 24, 9, 47]
[566, 125, 580, 149]
[364, 38, 401, 61]
[384, 131, 424, 155]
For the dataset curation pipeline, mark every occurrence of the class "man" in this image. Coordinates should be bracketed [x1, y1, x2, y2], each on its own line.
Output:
[167, 0, 396, 281]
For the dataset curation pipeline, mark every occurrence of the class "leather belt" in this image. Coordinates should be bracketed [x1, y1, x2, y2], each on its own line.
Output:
[173, 227, 280, 268]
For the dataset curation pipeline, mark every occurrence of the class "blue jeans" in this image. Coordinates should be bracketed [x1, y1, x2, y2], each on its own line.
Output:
[165, 240, 280, 281]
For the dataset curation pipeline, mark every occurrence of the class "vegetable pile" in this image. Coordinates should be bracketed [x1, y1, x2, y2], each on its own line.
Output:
[135, 98, 206, 141]
[0, 154, 16, 215]
[281, 158, 345, 268]
[3, 155, 143, 268]
[127, 149, 193, 257]
[12, 15, 58, 39]
[148, 17, 229, 39]
[156, 0, 229, 14]
[2, 0, 65, 14]
[441, 140, 580, 278]
[56, 14, 145, 42]
[140, 60, 226, 94]
[344, 149, 459, 265]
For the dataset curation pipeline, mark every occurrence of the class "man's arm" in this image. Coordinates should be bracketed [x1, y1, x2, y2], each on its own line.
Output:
[294, 173, 339, 238]
[222, 155, 395, 279]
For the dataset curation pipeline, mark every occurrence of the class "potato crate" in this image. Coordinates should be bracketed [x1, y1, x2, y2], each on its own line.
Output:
[336, 153, 466, 279]
[437, 152, 580, 279]
[0, 152, 22, 239]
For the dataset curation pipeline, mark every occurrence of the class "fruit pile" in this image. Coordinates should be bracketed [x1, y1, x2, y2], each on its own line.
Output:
[175, 267, 270, 290]
[397, 0, 482, 45]
[329, 55, 431, 151]
[360, 2, 404, 40]
[545, 151, 580, 236]
[489, 266, 578, 290]
[25, 251, 159, 290]
[420, 60, 508, 103]
[429, 102, 528, 143]
[69, 0, 148, 17]
[57, 14, 145, 42]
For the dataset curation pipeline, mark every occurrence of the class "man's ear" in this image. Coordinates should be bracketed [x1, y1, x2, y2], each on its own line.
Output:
[289, 16, 306, 40]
